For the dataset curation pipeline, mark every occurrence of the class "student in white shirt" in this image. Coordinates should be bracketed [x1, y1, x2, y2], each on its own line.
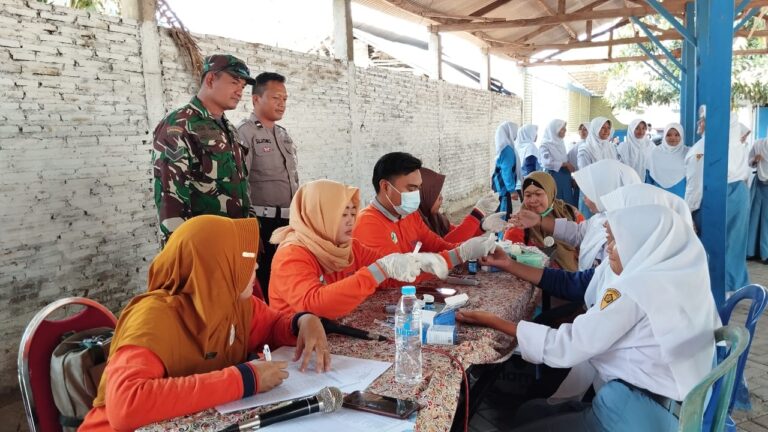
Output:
[647, 123, 688, 198]
[458, 205, 719, 431]
[577, 117, 618, 219]
[685, 110, 751, 293]
[748, 130, 768, 261]
[539, 119, 577, 206]
[617, 118, 653, 180]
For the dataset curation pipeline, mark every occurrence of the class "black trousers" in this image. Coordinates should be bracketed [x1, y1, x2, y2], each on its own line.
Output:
[256, 216, 289, 302]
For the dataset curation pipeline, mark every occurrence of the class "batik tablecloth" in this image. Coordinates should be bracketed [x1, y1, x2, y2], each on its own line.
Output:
[140, 270, 538, 432]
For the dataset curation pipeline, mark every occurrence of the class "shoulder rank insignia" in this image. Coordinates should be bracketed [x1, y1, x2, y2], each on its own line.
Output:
[600, 288, 621, 310]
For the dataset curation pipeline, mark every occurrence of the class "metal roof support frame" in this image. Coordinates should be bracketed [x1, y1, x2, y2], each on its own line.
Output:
[634, 42, 681, 86]
[697, 0, 734, 306]
[642, 60, 681, 90]
[681, 2, 697, 145]
[631, 16, 685, 71]
[645, 0, 697, 45]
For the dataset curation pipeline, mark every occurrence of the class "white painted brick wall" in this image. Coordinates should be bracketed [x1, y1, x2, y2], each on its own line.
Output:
[0, 0, 521, 396]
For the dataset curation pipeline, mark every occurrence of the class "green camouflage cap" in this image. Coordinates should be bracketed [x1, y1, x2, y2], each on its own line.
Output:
[201, 54, 256, 85]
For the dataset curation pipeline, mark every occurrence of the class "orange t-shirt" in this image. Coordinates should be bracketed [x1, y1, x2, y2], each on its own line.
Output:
[269, 239, 390, 319]
[443, 213, 484, 243]
[78, 297, 296, 432]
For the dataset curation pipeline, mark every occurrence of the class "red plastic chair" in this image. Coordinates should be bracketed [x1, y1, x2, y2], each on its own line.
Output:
[18, 297, 117, 432]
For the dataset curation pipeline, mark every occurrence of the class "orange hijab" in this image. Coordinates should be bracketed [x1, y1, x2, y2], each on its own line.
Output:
[93, 215, 259, 407]
[270, 180, 360, 273]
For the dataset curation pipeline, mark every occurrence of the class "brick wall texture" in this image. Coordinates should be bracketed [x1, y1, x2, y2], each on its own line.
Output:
[0, 0, 521, 395]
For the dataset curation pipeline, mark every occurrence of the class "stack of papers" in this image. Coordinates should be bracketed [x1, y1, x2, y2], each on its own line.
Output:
[216, 347, 392, 414]
[216, 347, 414, 431]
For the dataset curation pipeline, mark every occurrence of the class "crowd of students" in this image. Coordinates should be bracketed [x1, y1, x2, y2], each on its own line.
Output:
[75, 53, 760, 431]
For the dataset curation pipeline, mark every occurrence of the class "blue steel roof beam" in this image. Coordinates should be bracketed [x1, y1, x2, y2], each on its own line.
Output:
[737, 0, 751, 14]
[642, 60, 682, 90]
[630, 16, 685, 72]
[645, 0, 696, 46]
[634, 42, 681, 87]
[735, 6, 760, 30]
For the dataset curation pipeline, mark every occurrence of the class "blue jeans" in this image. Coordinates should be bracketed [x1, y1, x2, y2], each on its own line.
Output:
[512, 380, 678, 432]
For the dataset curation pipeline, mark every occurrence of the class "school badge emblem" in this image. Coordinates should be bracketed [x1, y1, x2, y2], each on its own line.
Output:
[390, 232, 398, 244]
[600, 288, 621, 310]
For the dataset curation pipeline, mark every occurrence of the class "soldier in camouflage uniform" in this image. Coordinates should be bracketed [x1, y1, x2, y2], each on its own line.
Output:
[152, 54, 256, 242]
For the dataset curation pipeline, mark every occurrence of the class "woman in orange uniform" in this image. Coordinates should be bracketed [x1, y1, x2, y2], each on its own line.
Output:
[79, 215, 329, 431]
[504, 171, 584, 271]
[268, 179, 454, 319]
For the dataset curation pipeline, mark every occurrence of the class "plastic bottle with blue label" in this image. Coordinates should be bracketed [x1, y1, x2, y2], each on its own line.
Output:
[395, 285, 422, 384]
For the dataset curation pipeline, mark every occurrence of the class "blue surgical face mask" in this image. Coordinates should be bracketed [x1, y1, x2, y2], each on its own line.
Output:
[385, 181, 421, 216]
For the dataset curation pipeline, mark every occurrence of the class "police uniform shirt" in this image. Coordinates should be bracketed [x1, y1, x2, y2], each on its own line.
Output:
[238, 114, 299, 209]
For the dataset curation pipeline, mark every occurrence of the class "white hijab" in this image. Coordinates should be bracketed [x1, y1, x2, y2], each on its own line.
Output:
[753, 136, 768, 182]
[728, 113, 751, 183]
[607, 205, 719, 398]
[539, 119, 568, 170]
[495, 121, 519, 156]
[601, 183, 694, 229]
[570, 160, 641, 271]
[572, 159, 642, 212]
[617, 119, 653, 179]
[516, 124, 540, 161]
[580, 117, 617, 164]
[647, 123, 688, 188]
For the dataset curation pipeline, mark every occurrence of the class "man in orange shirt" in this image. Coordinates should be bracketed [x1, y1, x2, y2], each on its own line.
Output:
[353, 152, 497, 280]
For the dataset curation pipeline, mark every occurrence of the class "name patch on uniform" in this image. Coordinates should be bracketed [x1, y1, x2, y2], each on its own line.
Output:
[600, 288, 621, 310]
[166, 126, 184, 136]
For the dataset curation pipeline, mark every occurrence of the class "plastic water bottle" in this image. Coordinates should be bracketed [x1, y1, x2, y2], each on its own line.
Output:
[395, 285, 422, 385]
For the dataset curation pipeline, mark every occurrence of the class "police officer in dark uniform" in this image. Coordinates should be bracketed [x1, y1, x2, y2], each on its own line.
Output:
[238, 72, 299, 300]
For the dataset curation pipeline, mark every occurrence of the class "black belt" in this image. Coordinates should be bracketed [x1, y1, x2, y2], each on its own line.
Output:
[616, 379, 681, 419]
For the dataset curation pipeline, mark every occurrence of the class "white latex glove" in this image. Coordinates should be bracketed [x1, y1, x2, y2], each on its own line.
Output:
[375, 253, 421, 282]
[414, 253, 449, 280]
[481, 211, 508, 232]
[457, 234, 498, 262]
[474, 195, 499, 215]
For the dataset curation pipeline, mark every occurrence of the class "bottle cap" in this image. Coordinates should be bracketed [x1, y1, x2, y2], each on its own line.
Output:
[401, 285, 416, 296]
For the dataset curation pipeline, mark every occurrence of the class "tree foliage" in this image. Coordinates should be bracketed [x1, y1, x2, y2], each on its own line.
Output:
[604, 17, 768, 110]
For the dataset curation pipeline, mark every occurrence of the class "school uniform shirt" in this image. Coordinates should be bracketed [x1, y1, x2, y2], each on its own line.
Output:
[577, 117, 618, 169]
[617, 119, 654, 180]
[269, 239, 404, 319]
[646, 123, 688, 198]
[519, 206, 719, 404]
[79, 297, 297, 432]
[552, 214, 608, 271]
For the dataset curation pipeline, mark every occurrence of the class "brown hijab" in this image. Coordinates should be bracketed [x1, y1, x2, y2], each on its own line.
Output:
[418, 168, 452, 237]
[270, 179, 360, 273]
[522, 171, 580, 271]
[93, 215, 259, 407]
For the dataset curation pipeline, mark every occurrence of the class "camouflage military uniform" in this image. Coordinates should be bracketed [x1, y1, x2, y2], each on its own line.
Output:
[152, 96, 251, 239]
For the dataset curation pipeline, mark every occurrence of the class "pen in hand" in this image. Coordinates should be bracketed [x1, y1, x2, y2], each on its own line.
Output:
[263, 344, 272, 362]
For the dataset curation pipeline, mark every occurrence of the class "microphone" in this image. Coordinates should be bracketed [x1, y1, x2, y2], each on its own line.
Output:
[320, 318, 390, 341]
[221, 386, 343, 431]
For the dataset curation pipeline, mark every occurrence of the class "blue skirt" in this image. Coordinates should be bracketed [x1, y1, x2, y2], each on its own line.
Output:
[748, 177, 768, 259]
[726, 181, 750, 292]
[548, 167, 577, 207]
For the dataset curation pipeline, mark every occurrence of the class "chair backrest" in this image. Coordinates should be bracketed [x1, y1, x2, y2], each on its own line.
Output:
[678, 325, 750, 432]
[718, 284, 768, 412]
[18, 297, 117, 432]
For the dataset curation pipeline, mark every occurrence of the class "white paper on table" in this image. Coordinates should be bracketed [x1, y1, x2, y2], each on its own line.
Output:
[259, 407, 415, 432]
[216, 347, 392, 414]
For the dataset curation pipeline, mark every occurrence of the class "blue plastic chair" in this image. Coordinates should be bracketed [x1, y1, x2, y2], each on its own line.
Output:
[702, 284, 767, 431]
